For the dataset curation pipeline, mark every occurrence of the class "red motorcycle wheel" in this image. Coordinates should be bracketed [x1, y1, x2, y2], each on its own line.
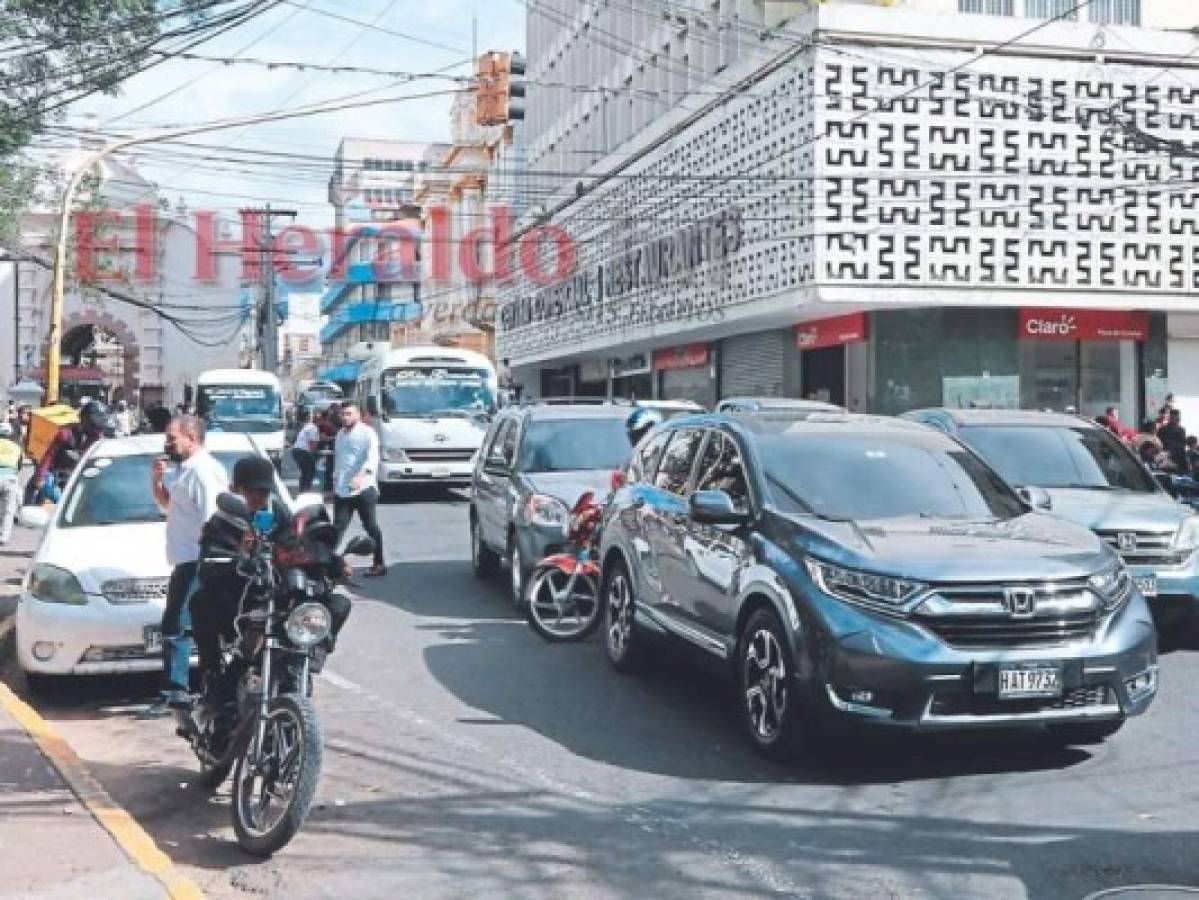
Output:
[525, 564, 602, 642]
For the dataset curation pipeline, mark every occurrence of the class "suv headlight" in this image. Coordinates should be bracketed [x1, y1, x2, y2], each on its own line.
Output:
[1172, 515, 1199, 552]
[524, 494, 569, 529]
[383, 446, 408, 463]
[804, 559, 925, 615]
[27, 564, 88, 606]
[1089, 560, 1133, 611]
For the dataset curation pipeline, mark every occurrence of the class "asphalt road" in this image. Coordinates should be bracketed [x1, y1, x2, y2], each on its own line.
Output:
[5, 489, 1199, 899]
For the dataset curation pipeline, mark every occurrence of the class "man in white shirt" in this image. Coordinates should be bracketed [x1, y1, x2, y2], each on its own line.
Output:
[333, 402, 386, 576]
[292, 410, 321, 492]
[148, 415, 229, 713]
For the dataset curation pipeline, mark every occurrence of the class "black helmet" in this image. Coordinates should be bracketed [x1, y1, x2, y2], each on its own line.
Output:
[626, 406, 664, 448]
[79, 400, 108, 433]
[232, 455, 275, 492]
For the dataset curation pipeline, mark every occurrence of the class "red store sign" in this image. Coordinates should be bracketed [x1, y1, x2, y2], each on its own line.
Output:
[653, 343, 709, 371]
[1019, 308, 1148, 342]
[795, 312, 868, 351]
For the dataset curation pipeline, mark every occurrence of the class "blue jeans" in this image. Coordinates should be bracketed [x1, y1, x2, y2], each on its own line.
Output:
[161, 562, 198, 695]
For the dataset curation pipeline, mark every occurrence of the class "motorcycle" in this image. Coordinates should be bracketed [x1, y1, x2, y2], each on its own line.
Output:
[174, 493, 374, 857]
[524, 490, 604, 642]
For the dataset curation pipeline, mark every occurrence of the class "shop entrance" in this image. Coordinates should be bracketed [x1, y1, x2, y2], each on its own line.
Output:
[1019, 341, 1134, 419]
[801, 345, 846, 406]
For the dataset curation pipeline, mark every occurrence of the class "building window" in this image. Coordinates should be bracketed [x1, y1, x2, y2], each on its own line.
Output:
[958, 0, 1015, 14]
[1089, 0, 1139, 25]
[1025, 0, 1076, 18]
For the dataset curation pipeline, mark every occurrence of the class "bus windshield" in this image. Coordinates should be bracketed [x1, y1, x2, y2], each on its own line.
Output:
[197, 384, 283, 433]
[381, 366, 495, 418]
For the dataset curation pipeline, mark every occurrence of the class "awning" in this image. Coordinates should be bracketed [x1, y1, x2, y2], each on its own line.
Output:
[318, 360, 363, 383]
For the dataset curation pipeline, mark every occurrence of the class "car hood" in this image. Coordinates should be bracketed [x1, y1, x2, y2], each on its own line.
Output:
[1040, 487, 1188, 533]
[523, 470, 614, 507]
[379, 417, 485, 449]
[787, 512, 1110, 582]
[36, 522, 169, 593]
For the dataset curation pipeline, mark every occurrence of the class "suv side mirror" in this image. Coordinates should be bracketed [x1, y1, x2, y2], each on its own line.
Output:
[1016, 486, 1053, 511]
[690, 490, 750, 526]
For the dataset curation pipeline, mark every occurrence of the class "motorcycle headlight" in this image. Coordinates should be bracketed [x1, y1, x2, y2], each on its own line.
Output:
[524, 494, 569, 530]
[384, 446, 408, 463]
[1089, 560, 1133, 611]
[27, 563, 88, 606]
[1172, 515, 1199, 551]
[284, 601, 332, 648]
[804, 559, 924, 615]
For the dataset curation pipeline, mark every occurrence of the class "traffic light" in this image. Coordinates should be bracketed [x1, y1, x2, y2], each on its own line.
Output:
[476, 51, 526, 127]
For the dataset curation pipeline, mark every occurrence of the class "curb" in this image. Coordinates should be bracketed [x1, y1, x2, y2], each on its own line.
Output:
[0, 654, 204, 900]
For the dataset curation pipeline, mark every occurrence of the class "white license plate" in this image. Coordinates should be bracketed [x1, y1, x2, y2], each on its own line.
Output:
[1134, 574, 1157, 598]
[432, 466, 451, 478]
[998, 665, 1062, 698]
[143, 625, 162, 654]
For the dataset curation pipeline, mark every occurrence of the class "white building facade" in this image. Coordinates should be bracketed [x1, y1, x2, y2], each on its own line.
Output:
[0, 137, 245, 408]
[499, 0, 1199, 424]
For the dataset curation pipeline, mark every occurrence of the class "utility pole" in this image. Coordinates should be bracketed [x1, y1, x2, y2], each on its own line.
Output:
[247, 205, 297, 373]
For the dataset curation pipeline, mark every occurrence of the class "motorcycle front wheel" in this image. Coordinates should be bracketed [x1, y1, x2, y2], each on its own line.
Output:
[525, 565, 602, 642]
[231, 693, 323, 857]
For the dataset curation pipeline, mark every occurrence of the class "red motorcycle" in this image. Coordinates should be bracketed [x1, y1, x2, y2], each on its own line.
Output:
[525, 491, 604, 642]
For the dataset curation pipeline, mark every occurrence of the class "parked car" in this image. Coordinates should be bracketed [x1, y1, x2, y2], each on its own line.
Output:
[716, 397, 845, 415]
[599, 412, 1157, 758]
[470, 403, 633, 607]
[15, 433, 304, 688]
[904, 408, 1199, 635]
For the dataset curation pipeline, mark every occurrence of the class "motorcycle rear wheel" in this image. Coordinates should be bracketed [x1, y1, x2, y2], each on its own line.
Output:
[231, 693, 323, 857]
[525, 565, 602, 642]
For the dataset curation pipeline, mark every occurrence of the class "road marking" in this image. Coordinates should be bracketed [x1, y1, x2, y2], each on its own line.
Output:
[318, 668, 361, 692]
[0, 681, 204, 900]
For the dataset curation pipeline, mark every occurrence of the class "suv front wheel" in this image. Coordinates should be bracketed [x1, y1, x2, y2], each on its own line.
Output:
[737, 607, 810, 760]
[603, 558, 645, 673]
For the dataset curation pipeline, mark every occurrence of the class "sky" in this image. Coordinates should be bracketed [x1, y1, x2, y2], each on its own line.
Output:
[51, 0, 526, 237]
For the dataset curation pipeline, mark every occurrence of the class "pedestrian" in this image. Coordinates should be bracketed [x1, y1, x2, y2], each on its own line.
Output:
[6, 404, 23, 450]
[319, 403, 340, 493]
[291, 409, 320, 493]
[1104, 406, 1134, 441]
[1157, 408, 1188, 473]
[332, 401, 386, 577]
[113, 400, 133, 437]
[0, 422, 20, 545]
[1134, 419, 1165, 467]
[146, 402, 172, 433]
[147, 414, 229, 715]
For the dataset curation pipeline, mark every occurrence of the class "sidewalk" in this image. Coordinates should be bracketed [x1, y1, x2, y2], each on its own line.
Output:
[0, 521, 176, 899]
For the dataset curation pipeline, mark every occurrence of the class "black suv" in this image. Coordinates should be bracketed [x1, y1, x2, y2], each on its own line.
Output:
[470, 403, 633, 606]
[599, 413, 1156, 758]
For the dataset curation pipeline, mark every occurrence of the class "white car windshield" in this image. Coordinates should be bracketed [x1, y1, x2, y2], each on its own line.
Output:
[59, 452, 271, 528]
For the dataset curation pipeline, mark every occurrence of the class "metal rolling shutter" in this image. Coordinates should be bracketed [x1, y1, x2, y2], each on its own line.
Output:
[661, 365, 716, 408]
[720, 329, 790, 398]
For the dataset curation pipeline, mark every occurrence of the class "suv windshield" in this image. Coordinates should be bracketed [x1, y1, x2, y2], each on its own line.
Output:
[60, 452, 272, 528]
[958, 425, 1156, 492]
[760, 431, 1025, 521]
[518, 418, 631, 473]
[382, 367, 495, 417]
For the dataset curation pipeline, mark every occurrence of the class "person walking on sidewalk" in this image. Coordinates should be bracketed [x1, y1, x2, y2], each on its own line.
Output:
[332, 402, 386, 577]
[0, 422, 20, 545]
[148, 415, 228, 714]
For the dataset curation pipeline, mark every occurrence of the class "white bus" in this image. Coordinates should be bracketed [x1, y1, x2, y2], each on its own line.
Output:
[354, 346, 497, 491]
[195, 369, 286, 465]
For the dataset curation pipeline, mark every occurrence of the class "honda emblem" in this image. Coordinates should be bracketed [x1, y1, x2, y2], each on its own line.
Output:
[1117, 532, 1138, 553]
[434, 433, 448, 443]
[1004, 587, 1037, 618]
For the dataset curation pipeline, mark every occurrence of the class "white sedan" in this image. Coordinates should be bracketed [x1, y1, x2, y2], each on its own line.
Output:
[15, 433, 307, 686]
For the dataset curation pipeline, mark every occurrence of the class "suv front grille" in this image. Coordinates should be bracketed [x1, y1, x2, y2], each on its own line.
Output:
[1096, 530, 1188, 567]
[915, 579, 1100, 649]
[406, 448, 475, 463]
[930, 685, 1110, 717]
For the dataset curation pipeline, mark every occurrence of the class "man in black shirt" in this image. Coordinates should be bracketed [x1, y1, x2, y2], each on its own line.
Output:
[1157, 408, 1188, 473]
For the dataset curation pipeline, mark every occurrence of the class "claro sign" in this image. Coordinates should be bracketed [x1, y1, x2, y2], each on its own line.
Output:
[1019, 308, 1149, 342]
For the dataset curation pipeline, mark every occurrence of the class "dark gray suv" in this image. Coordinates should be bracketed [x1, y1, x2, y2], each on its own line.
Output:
[470, 403, 632, 606]
[599, 413, 1158, 758]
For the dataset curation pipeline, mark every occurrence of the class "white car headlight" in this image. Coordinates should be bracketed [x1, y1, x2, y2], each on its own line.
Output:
[27, 563, 88, 606]
[524, 494, 569, 529]
[284, 602, 332, 648]
[1089, 560, 1133, 611]
[384, 446, 408, 463]
[804, 559, 925, 614]
[1172, 515, 1199, 551]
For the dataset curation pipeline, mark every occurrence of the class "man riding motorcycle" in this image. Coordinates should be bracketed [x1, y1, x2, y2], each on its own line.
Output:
[625, 407, 664, 448]
[27, 400, 109, 503]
